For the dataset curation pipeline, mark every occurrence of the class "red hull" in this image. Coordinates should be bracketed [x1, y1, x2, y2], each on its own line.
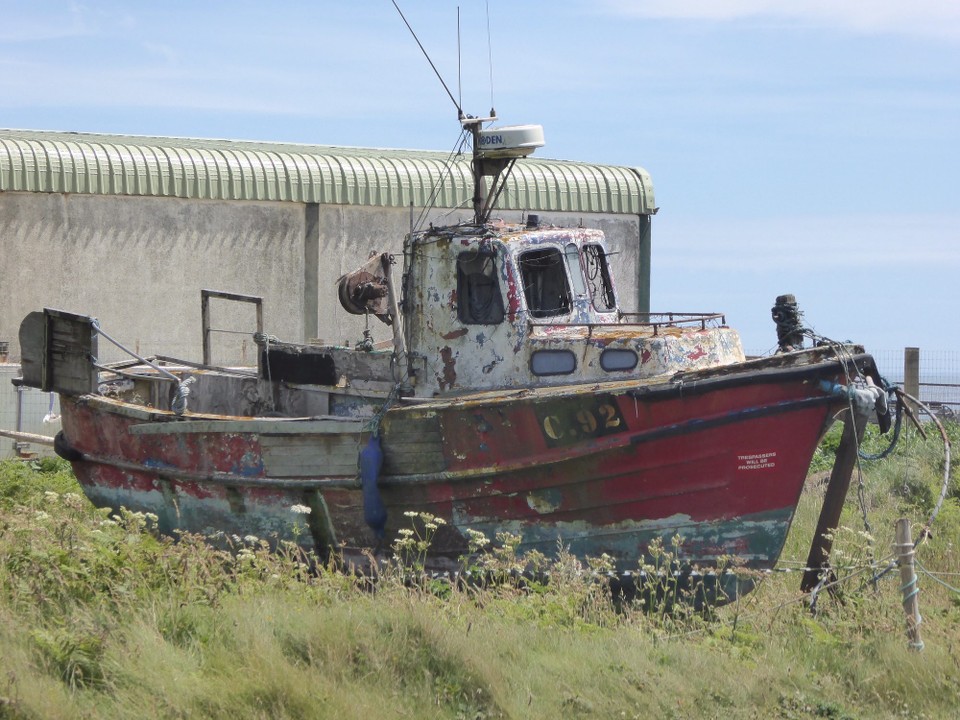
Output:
[60, 351, 878, 582]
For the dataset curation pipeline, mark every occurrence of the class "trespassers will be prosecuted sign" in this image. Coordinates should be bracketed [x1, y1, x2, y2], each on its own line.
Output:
[737, 451, 777, 471]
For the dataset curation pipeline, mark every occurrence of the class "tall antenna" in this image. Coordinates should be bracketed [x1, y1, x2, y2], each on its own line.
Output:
[457, 7, 463, 113]
[486, 0, 495, 116]
[391, 0, 463, 118]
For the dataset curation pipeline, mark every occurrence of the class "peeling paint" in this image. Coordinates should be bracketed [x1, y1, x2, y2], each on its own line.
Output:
[438, 346, 457, 391]
[526, 488, 563, 514]
[28, 218, 880, 606]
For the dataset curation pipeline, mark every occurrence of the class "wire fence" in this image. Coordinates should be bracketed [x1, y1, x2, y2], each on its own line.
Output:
[871, 348, 960, 417]
[0, 365, 61, 458]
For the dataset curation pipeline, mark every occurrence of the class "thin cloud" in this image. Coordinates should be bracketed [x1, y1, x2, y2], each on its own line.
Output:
[0, 4, 88, 42]
[599, 0, 960, 41]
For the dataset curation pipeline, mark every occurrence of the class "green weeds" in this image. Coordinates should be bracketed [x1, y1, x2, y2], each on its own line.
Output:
[1, 423, 960, 719]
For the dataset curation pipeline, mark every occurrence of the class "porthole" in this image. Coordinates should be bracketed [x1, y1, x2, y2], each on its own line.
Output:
[600, 349, 638, 372]
[530, 350, 576, 376]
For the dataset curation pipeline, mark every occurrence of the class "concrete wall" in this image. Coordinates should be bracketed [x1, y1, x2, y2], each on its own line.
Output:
[1, 192, 305, 366]
[1, 190, 644, 366]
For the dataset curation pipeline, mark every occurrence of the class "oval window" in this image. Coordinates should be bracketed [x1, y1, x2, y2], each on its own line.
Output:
[600, 349, 638, 372]
[530, 350, 576, 376]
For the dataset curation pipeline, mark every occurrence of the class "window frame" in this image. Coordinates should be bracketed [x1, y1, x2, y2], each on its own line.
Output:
[456, 250, 506, 325]
[516, 246, 573, 319]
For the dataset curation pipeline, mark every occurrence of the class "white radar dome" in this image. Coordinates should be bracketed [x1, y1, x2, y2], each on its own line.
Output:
[476, 125, 545, 159]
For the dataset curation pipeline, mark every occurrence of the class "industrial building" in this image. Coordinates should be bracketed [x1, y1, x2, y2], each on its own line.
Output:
[0, 128, 656, 454]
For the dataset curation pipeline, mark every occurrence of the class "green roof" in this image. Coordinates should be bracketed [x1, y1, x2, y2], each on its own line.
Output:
[0, 129, 655, 215]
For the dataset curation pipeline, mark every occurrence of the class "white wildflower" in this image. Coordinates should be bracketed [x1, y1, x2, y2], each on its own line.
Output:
[34, 510, 50, 521]
[290, 504, 312, 515]
[465, 528, 490, 548]
[243, 535, 259, 545]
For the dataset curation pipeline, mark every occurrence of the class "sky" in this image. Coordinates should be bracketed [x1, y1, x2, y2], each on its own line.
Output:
[2, 0, 959, 360]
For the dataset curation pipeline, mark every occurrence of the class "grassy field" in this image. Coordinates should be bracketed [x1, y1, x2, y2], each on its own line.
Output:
[1, 422, 958, 719]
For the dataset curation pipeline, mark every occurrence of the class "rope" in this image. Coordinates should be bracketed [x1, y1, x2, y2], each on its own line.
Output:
[895, 541, 925, 651]
[365, 381, 403, 439]
[170, 377, 195, 416]
[252, 332, 277, 412]
[859, 383, 903, 460]
[916, 561, 960, 595]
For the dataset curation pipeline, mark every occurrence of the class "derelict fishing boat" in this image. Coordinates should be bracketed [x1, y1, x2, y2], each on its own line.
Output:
[13, 118, 889, 601]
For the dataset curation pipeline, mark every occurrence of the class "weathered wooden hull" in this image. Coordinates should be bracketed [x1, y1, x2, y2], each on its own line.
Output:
[58, 349, 879, 600]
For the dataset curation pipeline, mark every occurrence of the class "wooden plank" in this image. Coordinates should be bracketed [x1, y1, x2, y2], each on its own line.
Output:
[261, 435, 362, 477]
[381, 428, 446, 473]
[382, 415, 441, 437]
[260, 433, 363, 454]
[382, 453, 445, 475]
[263, 455, 358, 477]
[380, 439, 444, 454]
[381, 433, 443, 444]
[130, 417, 366, 436]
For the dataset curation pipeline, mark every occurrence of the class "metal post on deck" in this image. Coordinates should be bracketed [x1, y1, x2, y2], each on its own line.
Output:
[801, 407, 869, 593]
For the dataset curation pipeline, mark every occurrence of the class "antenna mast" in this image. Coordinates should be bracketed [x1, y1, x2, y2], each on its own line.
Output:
[393, 1, 543, 226]
[457, 7, 463, 113]
[391, 0, 463, 118]
[486, 0, 495, 117]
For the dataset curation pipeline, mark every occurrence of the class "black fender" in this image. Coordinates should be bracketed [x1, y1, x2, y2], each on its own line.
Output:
[53, 431, 83, 462]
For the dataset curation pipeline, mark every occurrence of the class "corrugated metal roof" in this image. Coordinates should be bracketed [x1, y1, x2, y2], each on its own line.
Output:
[0, 129, 655, 215]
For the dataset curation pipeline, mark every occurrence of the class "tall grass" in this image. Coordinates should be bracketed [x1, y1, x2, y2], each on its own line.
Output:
[1, 423, 958, 720]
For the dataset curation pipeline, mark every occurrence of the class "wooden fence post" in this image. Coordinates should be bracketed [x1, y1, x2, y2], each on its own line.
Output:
[801, 408, 868, 593]
[894, 518, 924, 651]
[903, 347, 920, 418]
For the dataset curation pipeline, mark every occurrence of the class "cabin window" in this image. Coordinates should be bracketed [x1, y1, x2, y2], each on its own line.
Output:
[564, 243, 587, 297]
[518, 248, 571, 318]
[530, 349, 576, 376]
[457, 252, 505, 324]
[583, 244, 616, 312]
[600, 349, 638, 372]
